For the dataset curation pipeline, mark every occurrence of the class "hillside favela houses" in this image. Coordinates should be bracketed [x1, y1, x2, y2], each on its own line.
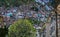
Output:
[0, 0, 60, 37]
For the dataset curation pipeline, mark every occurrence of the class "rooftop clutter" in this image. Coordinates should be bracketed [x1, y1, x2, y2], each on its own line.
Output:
[0, 0, 54, 28]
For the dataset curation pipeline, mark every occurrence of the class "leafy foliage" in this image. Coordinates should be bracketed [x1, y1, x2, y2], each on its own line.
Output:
[0, 26, 8, 37]
[0, 0, 35, 7]
[8, 19, 36, 37]
[28, 18, 41, 25]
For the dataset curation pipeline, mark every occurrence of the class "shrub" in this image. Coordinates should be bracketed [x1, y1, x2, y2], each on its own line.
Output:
[8, 19, 36, 37]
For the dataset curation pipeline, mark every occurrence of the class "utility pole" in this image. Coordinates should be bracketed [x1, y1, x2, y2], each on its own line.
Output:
[55, 3, 60, 37]
[55, 11, 58, 37]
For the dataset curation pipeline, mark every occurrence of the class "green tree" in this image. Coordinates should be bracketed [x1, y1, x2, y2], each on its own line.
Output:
[8, 19, 36, 37]
[0, 0, 35, 7]
[28, 18, 41, 25]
